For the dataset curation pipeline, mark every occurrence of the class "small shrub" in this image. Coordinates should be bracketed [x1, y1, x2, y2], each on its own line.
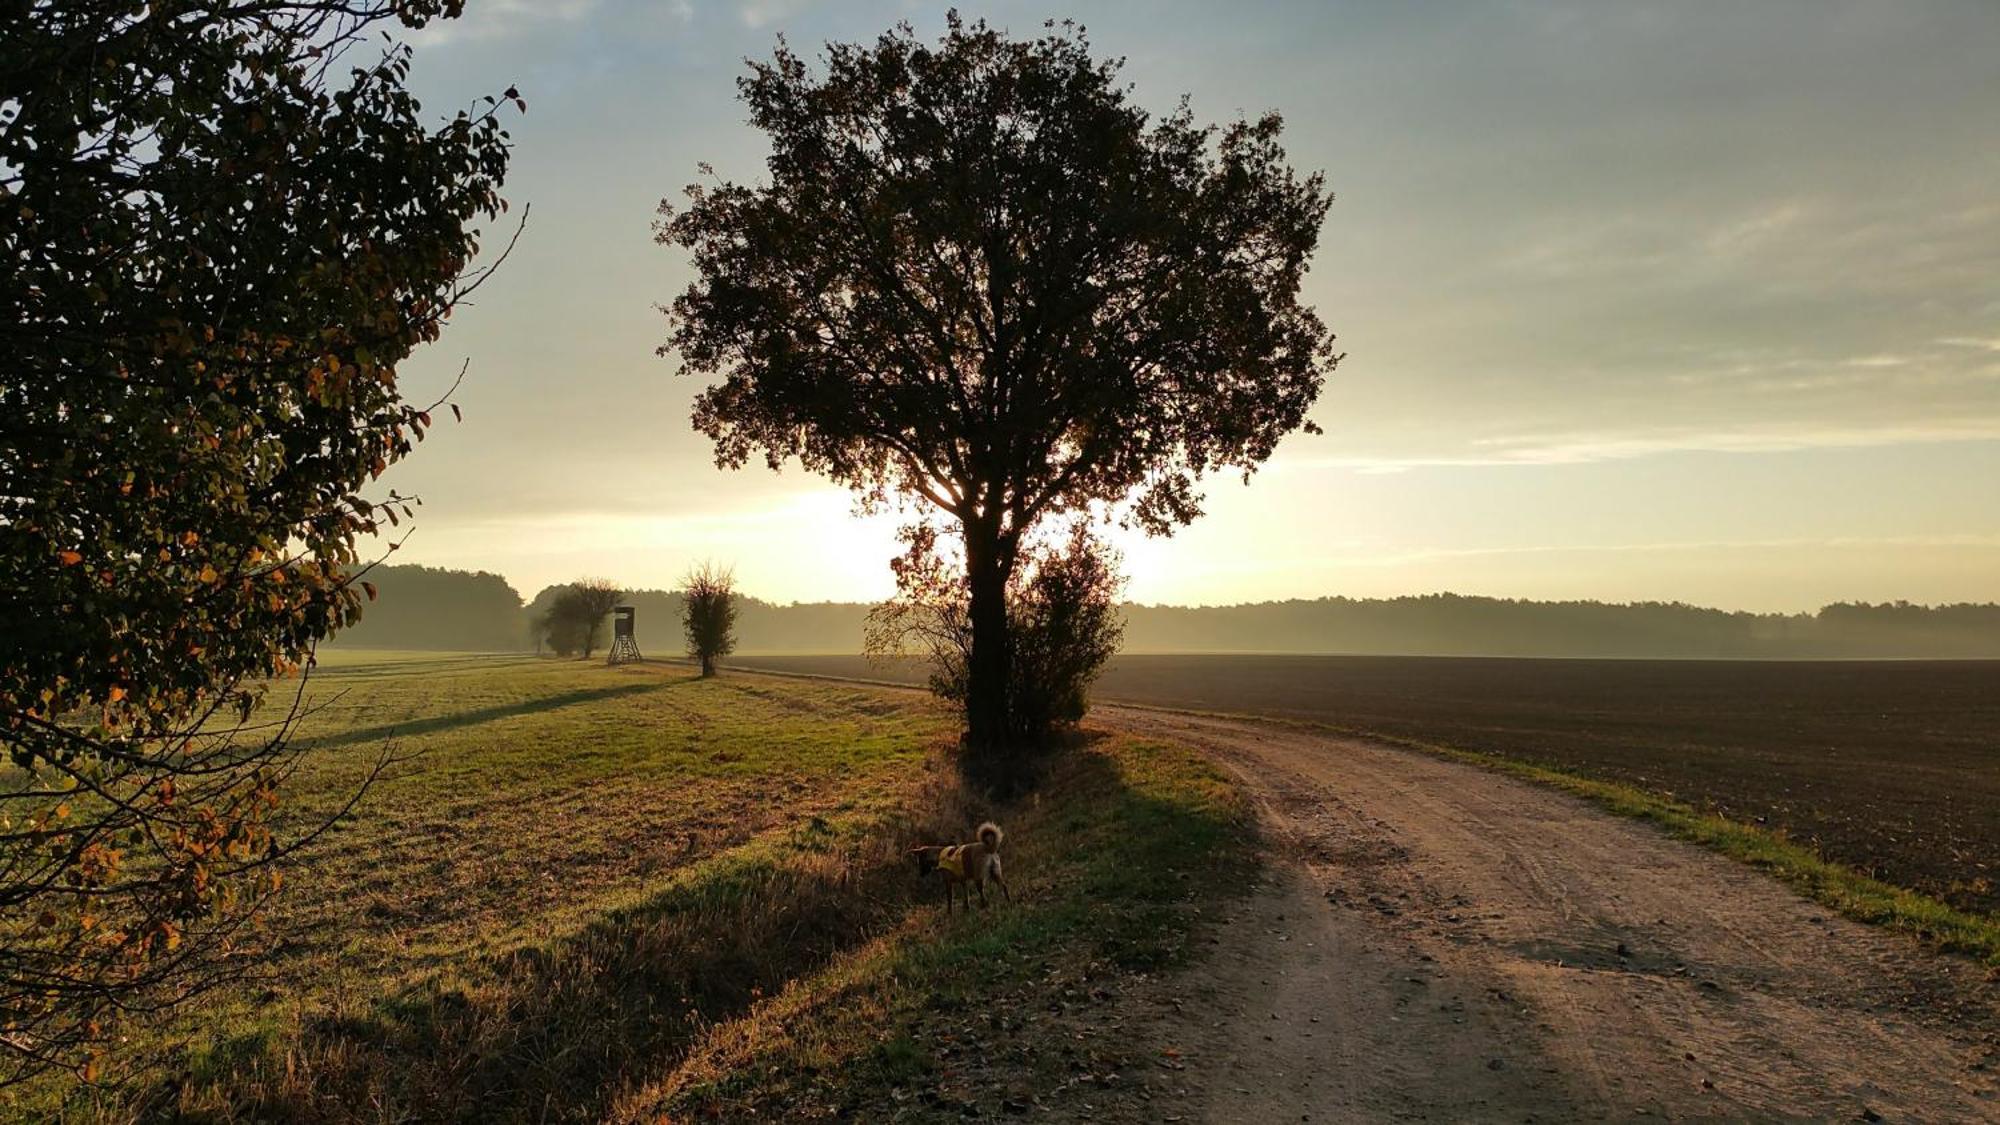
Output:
[681, 563, 739, 676]
[867, 524, 1124, 788]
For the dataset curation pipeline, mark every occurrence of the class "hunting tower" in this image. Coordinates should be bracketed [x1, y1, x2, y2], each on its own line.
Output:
[606, 605, 642, 665]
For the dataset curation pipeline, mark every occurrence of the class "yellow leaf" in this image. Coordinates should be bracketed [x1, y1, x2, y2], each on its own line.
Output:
[199, 564, 218, 584]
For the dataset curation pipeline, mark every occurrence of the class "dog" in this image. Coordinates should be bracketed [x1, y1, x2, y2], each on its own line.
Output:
[911, 821, 1011, 912]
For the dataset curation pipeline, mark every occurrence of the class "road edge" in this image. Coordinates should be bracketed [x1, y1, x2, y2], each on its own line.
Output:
[726, 658, 2000, 967]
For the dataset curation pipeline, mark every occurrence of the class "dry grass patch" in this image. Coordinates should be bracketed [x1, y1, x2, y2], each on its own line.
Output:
[622, 731, 1255, 1121]
[24, 656, 1253, 1124]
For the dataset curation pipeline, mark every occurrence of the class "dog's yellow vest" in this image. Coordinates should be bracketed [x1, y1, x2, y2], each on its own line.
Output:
[937, 845, 968, 878]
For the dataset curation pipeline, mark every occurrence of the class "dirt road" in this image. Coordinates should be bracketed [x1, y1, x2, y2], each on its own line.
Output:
[1100, 705, 2000, 1123]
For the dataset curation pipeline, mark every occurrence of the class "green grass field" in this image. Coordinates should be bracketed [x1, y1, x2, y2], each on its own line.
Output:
[25, 653, 1251, 1123]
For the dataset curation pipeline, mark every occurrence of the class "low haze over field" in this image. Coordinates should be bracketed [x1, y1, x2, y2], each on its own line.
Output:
[381, 0, 2000, 612]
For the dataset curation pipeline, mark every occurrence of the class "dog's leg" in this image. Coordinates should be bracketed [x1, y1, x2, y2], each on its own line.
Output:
[994, 872, 1013, 903]
[977, 879, 989, 908]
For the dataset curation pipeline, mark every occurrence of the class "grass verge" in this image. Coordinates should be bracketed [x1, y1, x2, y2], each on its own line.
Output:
[1389, 733, 2000, 966]
[614, 730, 1255, 1121]
[1116, 694, 2000, 969]
[737, 662, 2000, 969]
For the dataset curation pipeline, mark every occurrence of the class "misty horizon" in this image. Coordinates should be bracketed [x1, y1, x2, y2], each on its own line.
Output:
[329, 563, 2000, 660]
[351, 558, 2000, 617]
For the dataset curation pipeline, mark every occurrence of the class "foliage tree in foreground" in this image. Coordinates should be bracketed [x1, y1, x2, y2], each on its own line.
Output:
[868, 524, 1123, 786]
[659, 15, 1335, 772]
[681, 564, 739, 677]
[0, 1, 515, 1083]
[541, 580, 623, 660]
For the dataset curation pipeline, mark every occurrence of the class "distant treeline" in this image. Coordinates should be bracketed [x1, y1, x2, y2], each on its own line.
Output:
[327, 564, 525, 651]
[331, 565, 2000, 658]
[1119, 595, 2000, 659]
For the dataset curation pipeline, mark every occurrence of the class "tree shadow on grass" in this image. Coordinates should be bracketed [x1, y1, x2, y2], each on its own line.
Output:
[307, 654, 533, 680]
[156, 734, 1247, 1123]
[298, 680, 683, 750]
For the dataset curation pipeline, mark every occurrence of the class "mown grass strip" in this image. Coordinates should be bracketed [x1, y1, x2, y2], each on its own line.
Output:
[626, 730, 1257, 1120]
[1384, 733, 2000, 966]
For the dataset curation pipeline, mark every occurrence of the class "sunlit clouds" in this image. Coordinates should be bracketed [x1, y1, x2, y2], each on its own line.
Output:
[381, 0, 2000, 611]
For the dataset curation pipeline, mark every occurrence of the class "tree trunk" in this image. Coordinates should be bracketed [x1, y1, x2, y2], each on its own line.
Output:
[700, 653, 715, 677]
[964, 531, 1012, 754]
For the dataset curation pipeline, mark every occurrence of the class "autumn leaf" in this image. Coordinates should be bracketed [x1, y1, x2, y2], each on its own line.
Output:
[59, 550, 82, 566]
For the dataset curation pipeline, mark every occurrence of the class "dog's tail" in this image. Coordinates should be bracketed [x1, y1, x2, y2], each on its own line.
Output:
[977, 821, 1004, 852]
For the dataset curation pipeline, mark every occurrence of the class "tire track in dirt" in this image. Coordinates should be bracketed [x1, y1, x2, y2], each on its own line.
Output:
[1103, 705, 2000, 1122]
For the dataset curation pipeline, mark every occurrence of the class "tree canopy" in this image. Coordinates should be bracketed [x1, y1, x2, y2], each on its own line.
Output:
[537, 579, 623, 659]
[659, 15, 1335, 754]
[0, 0, 514, 1081]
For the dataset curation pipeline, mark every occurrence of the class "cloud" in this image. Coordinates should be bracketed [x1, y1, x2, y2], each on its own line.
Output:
[409, 0, 601, 45]
[1700, 200, 1813, 255]
[1285, 416, 2000, 473]
[737, 0, 811, 30]
[1305, 533, 2000, 571]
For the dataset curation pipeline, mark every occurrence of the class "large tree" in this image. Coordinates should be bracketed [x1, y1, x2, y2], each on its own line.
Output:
[0, 0, 514, 1082]
[659, 16, 1335, 757]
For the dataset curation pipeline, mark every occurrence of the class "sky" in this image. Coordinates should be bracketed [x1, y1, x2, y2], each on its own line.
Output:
[377, 0, 2000, 611]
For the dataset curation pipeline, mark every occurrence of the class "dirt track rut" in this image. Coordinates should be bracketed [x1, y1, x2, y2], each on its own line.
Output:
[1101, 705, 2000, 1123]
